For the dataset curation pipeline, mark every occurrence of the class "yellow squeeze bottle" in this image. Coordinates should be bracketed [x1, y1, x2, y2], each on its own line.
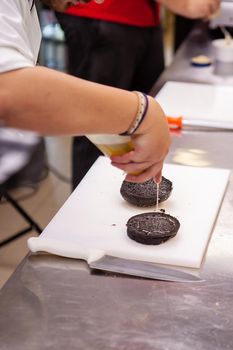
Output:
[86, 134, 134, 157]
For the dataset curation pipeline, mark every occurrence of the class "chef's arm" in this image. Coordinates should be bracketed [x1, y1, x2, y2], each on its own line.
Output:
[0, 66, 170, 183]
[0, 66, 138, 135]
[157, 0, 220, 19]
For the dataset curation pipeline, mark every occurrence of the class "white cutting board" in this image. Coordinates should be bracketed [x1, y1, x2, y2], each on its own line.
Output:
[156, 81, 233, 122]
[29, 157, 229, 268]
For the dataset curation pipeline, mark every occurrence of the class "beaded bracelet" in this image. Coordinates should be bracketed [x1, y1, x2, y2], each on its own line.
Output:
[120, 91, 149, 136]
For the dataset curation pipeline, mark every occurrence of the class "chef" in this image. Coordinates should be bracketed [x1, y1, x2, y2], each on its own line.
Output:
[0, 0, 170, 184]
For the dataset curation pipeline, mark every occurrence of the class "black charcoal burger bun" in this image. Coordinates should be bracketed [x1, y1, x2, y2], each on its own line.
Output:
[120, 177, 173, 207]
[126, 212, 180, 245]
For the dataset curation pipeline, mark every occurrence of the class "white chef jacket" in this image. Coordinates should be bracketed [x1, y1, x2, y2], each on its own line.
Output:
[0, 0, 41, 73]
[0, 0, 41, 184]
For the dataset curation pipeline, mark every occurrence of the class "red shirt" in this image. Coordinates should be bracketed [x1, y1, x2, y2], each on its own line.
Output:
[66, 0, 160, 27]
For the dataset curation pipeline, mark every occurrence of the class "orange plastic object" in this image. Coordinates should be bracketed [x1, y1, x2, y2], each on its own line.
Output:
[166, 116, 183, 130]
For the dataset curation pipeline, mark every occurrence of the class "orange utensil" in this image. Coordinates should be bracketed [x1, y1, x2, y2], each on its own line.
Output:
[167, 116, 183, 130]
[166, 116, 233, 131]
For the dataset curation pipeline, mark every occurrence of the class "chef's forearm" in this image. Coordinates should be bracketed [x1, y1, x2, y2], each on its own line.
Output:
[0, 66, 137, 135]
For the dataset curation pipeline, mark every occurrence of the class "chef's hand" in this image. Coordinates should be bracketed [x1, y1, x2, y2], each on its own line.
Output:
[158, 0, 220, 20]
[110, 97, 170, 184]
[184, 0, 220, 19]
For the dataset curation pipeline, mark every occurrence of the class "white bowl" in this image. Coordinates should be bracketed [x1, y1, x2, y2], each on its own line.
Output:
[212, 38, 233, 63]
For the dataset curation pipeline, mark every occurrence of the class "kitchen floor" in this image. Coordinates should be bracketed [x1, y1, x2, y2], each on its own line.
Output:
[0, 136, 72, 289]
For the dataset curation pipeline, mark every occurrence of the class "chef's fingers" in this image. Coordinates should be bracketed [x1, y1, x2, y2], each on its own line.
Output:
[110, 150, 135, 164]
[111, 159, 164, 183]
[125, 161, 164, 183]
[111, 147, 165, 182]
[154, 169, 162, 184]
[110, 159, 148, 175]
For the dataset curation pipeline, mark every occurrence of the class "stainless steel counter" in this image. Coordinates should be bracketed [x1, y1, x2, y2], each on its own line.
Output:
[150, 22, 233, 95]
[1, 24, 233, 350]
